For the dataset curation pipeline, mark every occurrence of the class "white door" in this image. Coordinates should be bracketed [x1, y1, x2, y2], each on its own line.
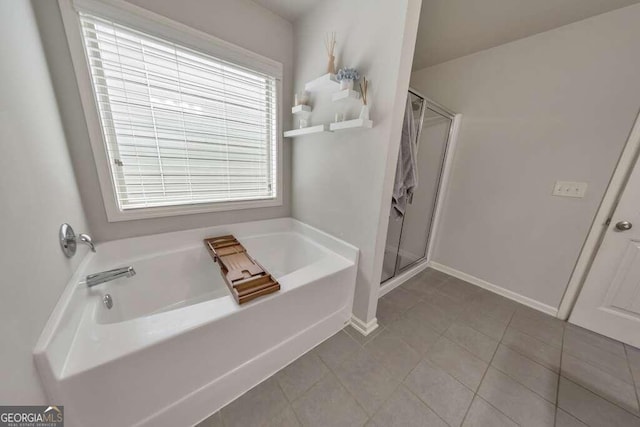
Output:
[570, 132, 640, 347]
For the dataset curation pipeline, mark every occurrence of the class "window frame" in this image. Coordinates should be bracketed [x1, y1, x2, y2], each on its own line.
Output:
[58, 0, 283, 221]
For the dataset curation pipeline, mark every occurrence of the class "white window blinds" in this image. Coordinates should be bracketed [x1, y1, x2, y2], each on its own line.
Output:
[78, 12, 278, 210]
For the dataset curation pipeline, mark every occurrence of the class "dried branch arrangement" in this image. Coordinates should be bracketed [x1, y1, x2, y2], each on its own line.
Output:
[325, 32, 337, 74]
[360, 77, 369, 105]
[324, 31, 336, 57]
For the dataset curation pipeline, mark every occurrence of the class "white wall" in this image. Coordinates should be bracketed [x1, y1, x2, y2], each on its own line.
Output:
[32, 0, 294, 242]
[0, 1, 90, 404]
[292, 0, 422, 322]
[412, 4, 640, 309]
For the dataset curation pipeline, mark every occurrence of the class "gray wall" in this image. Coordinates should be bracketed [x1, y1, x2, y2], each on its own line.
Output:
[33, 0, 294, 242]
[0, 1, 90, 404]
[411, 4, 640, 309]
[292, 0, 422, 322]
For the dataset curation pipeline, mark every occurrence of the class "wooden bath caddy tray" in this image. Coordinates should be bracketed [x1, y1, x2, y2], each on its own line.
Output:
[204, 235, 280, 304]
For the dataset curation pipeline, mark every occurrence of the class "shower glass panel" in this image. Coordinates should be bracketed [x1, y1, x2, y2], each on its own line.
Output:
[396, 108, 451, 271]
[381, 90, 454, 283]
[381, 91, 424, 282]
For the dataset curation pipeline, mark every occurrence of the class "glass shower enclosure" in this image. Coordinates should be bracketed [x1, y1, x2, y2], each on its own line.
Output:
[381, 90, 455, 283]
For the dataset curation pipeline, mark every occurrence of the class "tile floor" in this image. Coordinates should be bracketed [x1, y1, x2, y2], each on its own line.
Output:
[198, 268, 640, 427]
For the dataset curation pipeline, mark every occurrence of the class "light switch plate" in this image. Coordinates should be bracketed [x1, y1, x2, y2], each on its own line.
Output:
[552, 181, 588, 198]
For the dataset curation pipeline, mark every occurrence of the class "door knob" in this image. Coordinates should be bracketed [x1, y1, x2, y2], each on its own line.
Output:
[615, 221, 633, 231]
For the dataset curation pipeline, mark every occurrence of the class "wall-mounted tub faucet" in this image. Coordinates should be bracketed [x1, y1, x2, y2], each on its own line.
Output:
[59, 223, 95, 257]
[86, 266, 136, 288]
[78, 233, 95, 253]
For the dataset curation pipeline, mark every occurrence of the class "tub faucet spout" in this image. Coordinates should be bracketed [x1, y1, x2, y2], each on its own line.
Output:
[86, 266, 136, 288]
[79, 233, 96, 252]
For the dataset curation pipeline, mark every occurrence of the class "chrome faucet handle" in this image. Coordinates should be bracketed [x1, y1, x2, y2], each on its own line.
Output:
[79, 233, 96, 252]
[60, 223, 77, 258]
[59, 223, 95, 257]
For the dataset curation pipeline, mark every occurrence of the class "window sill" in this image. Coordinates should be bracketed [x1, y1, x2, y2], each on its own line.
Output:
[105, 197, 283, 222]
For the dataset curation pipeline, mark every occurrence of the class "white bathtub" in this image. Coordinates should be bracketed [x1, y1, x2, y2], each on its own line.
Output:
[34, 218, 358, 427]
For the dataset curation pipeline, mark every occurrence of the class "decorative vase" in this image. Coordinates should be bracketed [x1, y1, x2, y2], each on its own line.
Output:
[327, 55, 336, 75]
[340, 79, 354, 90]
[359, 105, 370, 120]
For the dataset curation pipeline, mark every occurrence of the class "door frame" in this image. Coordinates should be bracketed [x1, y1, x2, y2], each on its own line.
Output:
[558, 110, 640, 319]
[379, 89, 461, 297]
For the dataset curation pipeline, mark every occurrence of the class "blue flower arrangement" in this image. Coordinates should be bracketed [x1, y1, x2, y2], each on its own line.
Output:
[336, 67, 360, 82]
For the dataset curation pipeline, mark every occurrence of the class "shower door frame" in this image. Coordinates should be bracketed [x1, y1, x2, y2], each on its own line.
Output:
[381, 88, 459, 290]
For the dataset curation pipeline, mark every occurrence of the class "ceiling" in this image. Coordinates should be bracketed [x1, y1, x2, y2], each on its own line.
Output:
[413, 0, 640, 70]
[250, 0, 640, 70]
[250, 0, 318, 22]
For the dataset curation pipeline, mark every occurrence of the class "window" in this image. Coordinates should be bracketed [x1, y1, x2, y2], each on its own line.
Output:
[65, 2, 281, 220]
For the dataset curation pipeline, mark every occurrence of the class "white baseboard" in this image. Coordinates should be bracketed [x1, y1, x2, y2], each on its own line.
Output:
[349, 315, 379, 336]
[428, 261, 559, 317]
[379, 259, 430, 298]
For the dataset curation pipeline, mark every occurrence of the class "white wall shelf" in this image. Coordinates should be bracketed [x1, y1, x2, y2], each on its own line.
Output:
[283, 124, 329, 138]
[330, 118, 373, 132]
[290, 75, 372, 138]
[304, 73, 339, 92]
[292, 105, 311, 114]
[332, 89, 360, 102]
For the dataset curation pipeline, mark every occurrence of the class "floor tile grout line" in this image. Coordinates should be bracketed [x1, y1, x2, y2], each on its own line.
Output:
[500, 324, 562, 375]
[553, 318, 566, 426]
[286, 331, 371, 425]
[561, 376, 640, 423]
[498, 340, 559, 374]
[560, 329, 640, 419]
[430, 332, 492, 377]
[286, 331, 365, 425]
[451, 307, 510, 338]
[500, 314, 640, 419]
[562, 343, 636, 387]
[460, 308, 519, 426]
[487, 318, 563, 406]
[488, 360, 559, 406]
[561, 351, 636, 387]
[624, 344, 640, 414]
[443, 304, 509, 350]
[399, 345, 475, 426]
[264, 387, 303, 427]
[284, 392, 305, 427]
[406, 340, 482, 424]
[557, 371, 640, 418]
[318, 340, 387, 424]
[505, 313, 564, 349]
[277, 341, 339, 405]
[367, 286, 457, 426]
[305, 275, 534, 425]
[396, 272, 538, 425]
[361, 319, 450, 423]
[259, 376, 301, 426]
[399, 378, 452, 427]
[339, 326, 436, 423]
[565, 324, 629, 357]
[564, 329, 631, 365]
